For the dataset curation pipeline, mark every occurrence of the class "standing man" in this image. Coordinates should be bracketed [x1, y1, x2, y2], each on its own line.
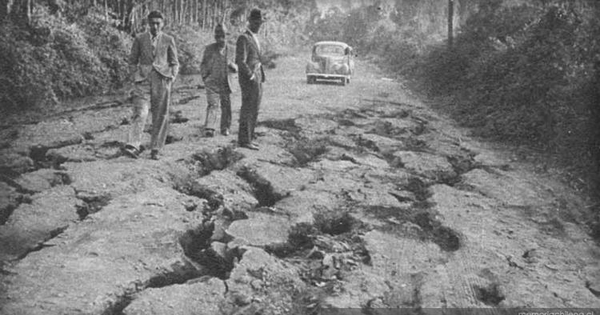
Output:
[123, 10, 179, 160]
[236, 8, 266, 150]
[200, 23, 237, 137]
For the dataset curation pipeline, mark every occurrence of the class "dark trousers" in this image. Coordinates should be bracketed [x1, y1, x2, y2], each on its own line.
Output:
[238, 77, 262, 145]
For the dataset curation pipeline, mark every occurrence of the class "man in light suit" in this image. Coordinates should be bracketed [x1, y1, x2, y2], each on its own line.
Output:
[123, 10, 179, 160]
[236, 8, 266, 150]
[200, 23, 237, 137]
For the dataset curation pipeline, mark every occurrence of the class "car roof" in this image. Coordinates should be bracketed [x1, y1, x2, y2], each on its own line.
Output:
[314, 41, 350, 48]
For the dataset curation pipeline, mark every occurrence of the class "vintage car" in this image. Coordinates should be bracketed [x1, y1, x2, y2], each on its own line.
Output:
[306, 41, 354, 86]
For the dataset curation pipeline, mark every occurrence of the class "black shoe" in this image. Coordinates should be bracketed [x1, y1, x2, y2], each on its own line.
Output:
[150, 149, 159, 160]
[122, 145, 139, 159]
[239, 143, 259, 150]
[205, 129, 215, 137]
[221, 129, 230, 136]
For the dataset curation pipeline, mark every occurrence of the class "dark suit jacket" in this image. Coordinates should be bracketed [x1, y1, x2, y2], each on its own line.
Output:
[129, 32, 179, 82]
[235, 30, 265, 83]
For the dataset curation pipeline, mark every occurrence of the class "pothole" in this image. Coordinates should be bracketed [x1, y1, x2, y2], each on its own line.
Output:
[474, 282, 505, 306]
[447, 153, 476, 175]
[313, 210, 355, 236]
[29, 138, 84, 169]
[267, 207, 371, 265]
[263, 208, 371, 309]
[75, 192, 111, 220]
[366, 206, 461, 252]
[369, 120, 409, 138]
[285, 138, 330, 166]
[189, 146, 244, 176]
[402, 176, 432, 202]
[236, 166, 283, 207]
[182, 183, 224, 212]
[179, 219, 244, 280]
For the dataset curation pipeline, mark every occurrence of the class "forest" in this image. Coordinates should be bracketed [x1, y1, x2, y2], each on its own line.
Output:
[1, 0, 599, 231]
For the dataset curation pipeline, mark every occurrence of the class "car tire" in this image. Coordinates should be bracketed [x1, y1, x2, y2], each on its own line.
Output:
[340, 77, 347, 86]
[307, 76, 315, 84]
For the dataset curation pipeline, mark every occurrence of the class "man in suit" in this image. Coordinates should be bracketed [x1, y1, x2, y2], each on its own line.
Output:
[236, 8, 266, 150]
[123, 10, 179, 160]
[200, 23, 237, 137]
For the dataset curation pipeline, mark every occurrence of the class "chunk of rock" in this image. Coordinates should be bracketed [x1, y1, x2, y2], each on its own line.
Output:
[391, 151, 456, 181]
[191, 170, 258, 212]
[226, 212, 291, 247]
[0, 152, 34, 173]
[15, 169, 69, 193]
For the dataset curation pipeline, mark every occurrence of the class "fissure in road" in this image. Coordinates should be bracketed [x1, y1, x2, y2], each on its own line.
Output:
[0, 53, 599, 314]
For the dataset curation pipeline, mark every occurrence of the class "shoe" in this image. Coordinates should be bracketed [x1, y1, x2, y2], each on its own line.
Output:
[150, 149, 159, 160]
[239, 143, 259, 150]
[221, 129, 230, 136]
[205, 129, 215, 137]
[122, 145, 139, 159]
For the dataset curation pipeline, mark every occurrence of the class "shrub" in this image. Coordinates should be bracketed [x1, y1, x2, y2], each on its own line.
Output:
[0, 4, 132, 112]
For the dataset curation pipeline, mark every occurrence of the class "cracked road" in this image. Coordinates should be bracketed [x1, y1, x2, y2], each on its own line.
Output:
[0, 52, 599, 314]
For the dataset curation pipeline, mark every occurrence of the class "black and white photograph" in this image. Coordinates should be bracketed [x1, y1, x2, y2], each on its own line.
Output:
[1, 0, 600, 314]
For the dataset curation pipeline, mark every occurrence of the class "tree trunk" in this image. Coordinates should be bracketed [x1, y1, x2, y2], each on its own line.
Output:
[448, 0, 454, 48]
[201, 0, 206, 29]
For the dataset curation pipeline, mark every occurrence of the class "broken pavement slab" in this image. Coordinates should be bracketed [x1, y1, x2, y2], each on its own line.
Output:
[123, 277, 226, 315]
[0, 185, 81, 261]
[391, 150, 456, 181]
[226, 212, 291, 247]
[0, 188, 204, 315]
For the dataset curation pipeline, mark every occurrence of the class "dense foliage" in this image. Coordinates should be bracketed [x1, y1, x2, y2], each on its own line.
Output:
[0, 5, 131, 110]
[417, 1, 600, 195]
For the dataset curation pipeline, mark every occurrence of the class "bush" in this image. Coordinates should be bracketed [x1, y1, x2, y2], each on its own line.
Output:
[415, 2, 600, 195]
[0, 4, 132, 112]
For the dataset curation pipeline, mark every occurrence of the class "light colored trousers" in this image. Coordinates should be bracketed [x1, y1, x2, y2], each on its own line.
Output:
[127, 70, 172, 151]
[204, 88, 232, 132]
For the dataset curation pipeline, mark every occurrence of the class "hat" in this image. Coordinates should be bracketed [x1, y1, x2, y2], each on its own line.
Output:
[214, 23, 228, 35]
[147, 10, 164, 20]
[249, 9, 265, 22]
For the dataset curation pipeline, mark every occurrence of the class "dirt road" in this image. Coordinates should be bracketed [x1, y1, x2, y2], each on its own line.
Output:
[1, 52, 599, 314]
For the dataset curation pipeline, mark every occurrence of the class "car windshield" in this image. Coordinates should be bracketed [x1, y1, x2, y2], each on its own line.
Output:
[315, 44, 345, 56]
